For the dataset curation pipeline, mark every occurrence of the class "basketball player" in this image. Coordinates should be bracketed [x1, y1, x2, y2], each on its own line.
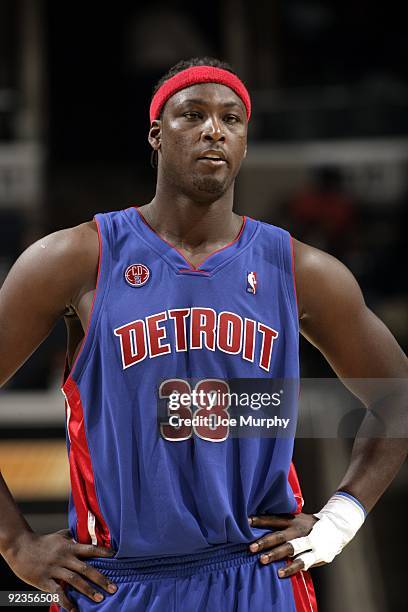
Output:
[0, 57, 407, 611]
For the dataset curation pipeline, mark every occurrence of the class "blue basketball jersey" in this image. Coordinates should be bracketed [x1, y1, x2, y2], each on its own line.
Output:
[62, 206, 300, 558]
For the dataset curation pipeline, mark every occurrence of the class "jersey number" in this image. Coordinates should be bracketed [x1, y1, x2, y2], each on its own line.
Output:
[159, 378, 230, 442]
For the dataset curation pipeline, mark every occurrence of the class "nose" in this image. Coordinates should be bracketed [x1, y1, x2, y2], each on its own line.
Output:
[202, 116, 225, 143]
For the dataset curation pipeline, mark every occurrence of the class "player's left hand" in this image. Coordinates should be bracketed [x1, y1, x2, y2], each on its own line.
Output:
[248, 512, 321, 578]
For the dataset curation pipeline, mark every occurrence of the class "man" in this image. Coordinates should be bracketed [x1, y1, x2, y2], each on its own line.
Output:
[0, 57, 407, 612]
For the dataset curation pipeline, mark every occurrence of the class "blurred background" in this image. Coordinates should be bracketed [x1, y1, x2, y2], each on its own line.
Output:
[0, 1, 407, 610]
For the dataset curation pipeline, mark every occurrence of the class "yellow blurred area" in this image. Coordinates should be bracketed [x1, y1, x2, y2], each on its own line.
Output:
[0, 441, 69, 500]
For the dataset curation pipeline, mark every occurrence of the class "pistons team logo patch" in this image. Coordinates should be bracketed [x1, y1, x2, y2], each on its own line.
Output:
[246, 271, 257, 294]
[125, 263, 150, 287]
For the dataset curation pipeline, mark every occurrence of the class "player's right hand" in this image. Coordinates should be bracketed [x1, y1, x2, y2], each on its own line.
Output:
[2, 529, 117, 611]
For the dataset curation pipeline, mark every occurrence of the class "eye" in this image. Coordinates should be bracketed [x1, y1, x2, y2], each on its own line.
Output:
[224, 114, 240, 124]
[183, 111, 202, 120]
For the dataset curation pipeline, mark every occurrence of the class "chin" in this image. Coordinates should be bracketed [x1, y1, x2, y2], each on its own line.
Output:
[192, 175, 228, 197]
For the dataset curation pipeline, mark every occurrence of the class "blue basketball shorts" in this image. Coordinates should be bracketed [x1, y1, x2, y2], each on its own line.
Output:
[54, 543, 316, 611]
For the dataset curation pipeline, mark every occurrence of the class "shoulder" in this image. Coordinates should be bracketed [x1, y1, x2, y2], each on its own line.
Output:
[292, 237, 345, 277]
[23, 220, 99, 269]
[291, 237, 365, 322]
[37, 220, 98, 256]
[37, 220, 100, 302]
[290, 237, 408, 382]
[3, 220, 99, 312]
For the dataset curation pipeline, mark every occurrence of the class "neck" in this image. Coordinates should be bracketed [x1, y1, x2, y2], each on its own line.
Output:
[140, 181, 242, 249]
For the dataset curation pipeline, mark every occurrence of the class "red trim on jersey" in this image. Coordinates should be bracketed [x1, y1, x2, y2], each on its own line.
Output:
[63, 378, 111, 547]
[288, 462, 304, 514]
[288, 462, 318, 611]
[289, 235, 299, 315]
[291, 569, 318, 612]
[178, 268, 210, 275]
[135, 207, 246, 272]
[62, 218, 103, 393]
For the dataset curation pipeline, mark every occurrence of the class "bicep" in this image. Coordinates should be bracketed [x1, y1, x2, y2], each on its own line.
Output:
[295, 240, 408, 404]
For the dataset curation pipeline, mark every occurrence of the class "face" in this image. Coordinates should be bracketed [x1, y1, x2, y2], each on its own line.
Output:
[148, 83, 248, 200]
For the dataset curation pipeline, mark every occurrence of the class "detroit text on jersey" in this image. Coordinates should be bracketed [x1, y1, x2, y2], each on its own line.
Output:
[114, 307, 279, 372]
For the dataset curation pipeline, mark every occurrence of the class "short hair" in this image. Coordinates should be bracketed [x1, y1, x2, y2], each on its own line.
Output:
[151, 57, 237, 100]
[150, 57, 237, 169]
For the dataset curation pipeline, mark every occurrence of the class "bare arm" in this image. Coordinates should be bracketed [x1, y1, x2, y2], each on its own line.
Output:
[0, 222, 117, 609]
[0, 221, 98, 388]
[294, 238, 408, 511]
[249, 238, 408, 577]
[0, 222, 98, 548]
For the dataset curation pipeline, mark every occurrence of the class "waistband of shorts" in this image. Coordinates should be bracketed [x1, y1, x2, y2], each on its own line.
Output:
[88, 543, 263, 581]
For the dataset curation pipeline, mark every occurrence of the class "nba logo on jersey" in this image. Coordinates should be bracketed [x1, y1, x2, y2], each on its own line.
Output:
[125, 263, 150, 287]
[246, 271, 257, 294]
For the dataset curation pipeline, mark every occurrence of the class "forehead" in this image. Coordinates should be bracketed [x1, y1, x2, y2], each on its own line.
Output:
[166, 83, 246, 113]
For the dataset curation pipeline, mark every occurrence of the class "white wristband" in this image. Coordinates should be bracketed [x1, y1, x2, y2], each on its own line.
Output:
[287, 492, 367, 571]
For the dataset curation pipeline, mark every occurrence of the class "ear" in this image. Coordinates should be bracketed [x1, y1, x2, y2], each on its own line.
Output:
[148, 119, 162, 151]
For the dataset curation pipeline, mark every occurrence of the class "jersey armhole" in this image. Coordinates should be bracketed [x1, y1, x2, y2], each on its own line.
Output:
[289, 235, 299, 316]
[62, 214, 112, 397]
[278, 231, 300, 331]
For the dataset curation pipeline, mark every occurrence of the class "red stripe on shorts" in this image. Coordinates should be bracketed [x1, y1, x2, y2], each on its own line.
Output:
[288, 462, 318, 611]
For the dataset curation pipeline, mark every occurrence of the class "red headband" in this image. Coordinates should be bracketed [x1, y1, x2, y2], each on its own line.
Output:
[149, 66, 251, 123]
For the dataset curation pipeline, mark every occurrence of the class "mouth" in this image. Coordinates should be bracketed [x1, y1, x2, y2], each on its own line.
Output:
[197, 151, 228, 169]
[197, 158, 227, 167]
[197, 150, 228, 167]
